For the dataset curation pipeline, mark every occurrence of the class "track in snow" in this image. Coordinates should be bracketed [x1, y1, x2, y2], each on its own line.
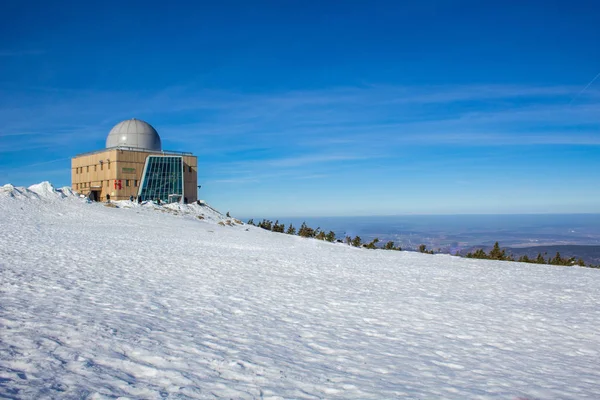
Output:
[1, 183, 599, 399]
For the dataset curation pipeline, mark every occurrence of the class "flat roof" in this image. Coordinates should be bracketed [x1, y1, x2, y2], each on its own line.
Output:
[74, 146, 194, 158]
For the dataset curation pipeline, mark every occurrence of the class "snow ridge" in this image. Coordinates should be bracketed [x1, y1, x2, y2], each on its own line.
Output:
[0, 181, 232, 225]
[1, 182, 75, 201]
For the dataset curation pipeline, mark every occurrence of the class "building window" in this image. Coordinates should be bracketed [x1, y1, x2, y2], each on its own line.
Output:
[86, 166, 89, 172]
[100, 163, 103, 171]
[189, 166, 192, 173]
[107, 161, 110, 170]
[134, 180, 138, 187]
[126, 179, 130, 187]
[139, 156, 184, 203]
[94, 165, 97, 171]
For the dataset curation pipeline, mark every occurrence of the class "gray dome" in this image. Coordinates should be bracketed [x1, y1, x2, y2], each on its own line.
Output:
[106, 118, 162, 151]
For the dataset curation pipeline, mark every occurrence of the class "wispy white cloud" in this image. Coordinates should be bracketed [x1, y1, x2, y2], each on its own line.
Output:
[1, 82, 598, 166]
[266, 153, 373, 168]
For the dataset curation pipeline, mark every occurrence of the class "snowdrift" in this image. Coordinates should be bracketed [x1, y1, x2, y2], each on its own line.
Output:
[0, 181, 233, 224]
[1, 182, 599, 399]
[1, 181, 74, 200]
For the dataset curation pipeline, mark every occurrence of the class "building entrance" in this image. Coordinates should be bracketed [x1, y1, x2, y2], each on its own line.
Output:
[89, 190, 101, 202]
[168, 194, 182, 203]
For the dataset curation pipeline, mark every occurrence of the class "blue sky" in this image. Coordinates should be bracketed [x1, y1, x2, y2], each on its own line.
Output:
[1, 0, 599, 216]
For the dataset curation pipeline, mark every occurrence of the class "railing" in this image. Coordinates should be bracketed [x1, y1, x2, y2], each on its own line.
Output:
[74, 146, 194, 157]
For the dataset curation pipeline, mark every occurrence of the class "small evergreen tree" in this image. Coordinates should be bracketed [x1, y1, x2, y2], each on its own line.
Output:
[384, 241, 395, 250]
[259, 219, 272, 231]
[536, 253, 546, 264]
[298, 222, 307, 236]
[466, 248, 487, 259]
[286, 224, 296, 235]
[226, 211, 231, 218]
[418, 244, 433, 254]
[247, 219, 255, 226]
[272, 220, 285, 233]
[298, 222, 315, 238]
[351, 236, 362, 247]
[364, 238, 380, 249]
[549, 252, 564, 265]
[325, 231, 336, 242]
[488, 242, 506, 260]
[474, 249, 487, 258]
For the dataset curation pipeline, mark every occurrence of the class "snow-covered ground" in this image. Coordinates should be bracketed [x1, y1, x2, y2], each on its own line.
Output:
[1, 183, 599, 399]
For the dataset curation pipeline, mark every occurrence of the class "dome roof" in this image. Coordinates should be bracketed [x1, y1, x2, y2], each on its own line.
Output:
[106, 118, 162, 151]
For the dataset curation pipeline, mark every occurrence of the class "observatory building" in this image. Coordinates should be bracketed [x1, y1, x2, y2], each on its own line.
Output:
[71, 118, 197, 203]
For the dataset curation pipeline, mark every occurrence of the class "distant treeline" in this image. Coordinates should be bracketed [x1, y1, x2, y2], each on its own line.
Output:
[246, 219, 442, 253]
[246, 218, 403, 250]
[464, 242, 600, 268]
[245, 218, 600, 269]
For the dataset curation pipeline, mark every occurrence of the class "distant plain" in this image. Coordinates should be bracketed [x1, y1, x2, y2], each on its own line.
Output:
[243, 214, 600, 263]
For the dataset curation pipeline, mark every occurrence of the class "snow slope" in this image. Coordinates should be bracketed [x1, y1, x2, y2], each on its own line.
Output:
[1, 183, 599, 399]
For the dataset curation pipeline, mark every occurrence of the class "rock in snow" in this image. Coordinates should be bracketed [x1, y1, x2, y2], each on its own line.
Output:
[1, 183, 599, 399]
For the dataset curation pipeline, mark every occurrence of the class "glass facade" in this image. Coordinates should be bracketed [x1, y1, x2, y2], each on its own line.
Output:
[138, 156, 184, 203]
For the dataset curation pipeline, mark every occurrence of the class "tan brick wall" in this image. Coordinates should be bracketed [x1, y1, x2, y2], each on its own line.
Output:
[71, 149, 117, 201]
[183, 155, 198, 203]
[72, 149, 198, 202]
